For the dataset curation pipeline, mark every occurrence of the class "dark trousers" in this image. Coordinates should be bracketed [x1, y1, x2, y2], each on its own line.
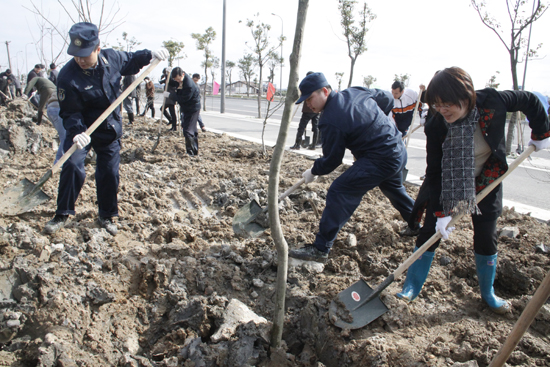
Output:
[182, 110, 200, 155]
[297, 112, 320, 137]
[416, 184, 502, 256]
[162, 104, 176, 128]
[143, 96, 155, 117]
[37, 88, 55, 125]
[313, 152, 414, 252]
[56, 137, 121, 218]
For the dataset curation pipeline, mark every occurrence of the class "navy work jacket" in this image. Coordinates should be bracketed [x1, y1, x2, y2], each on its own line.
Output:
[312, 87, 404, 176]
[57, 49, 152, 141]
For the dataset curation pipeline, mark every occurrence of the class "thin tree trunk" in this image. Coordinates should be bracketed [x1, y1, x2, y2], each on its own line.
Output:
[269, 0, 309, 349]
[203, 64, 208, 112]
[257, 66, 263, 118]
[506, 112, 518, 155]
[347, 57, 356, 88]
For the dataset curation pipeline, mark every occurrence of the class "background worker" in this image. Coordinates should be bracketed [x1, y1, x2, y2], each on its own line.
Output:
[391, 80, 422, 136]
[397, 67, 550, 314]
[122, 74, 137, 125]
[140, 76, 155, 118]
[43, 21, 168, 235]
[288, 72, 417, 263]
[290, 71, 321, 150]
[192, 73, 206, 132]
[23, 76, 56, 125]
[167, 67, 201, 155]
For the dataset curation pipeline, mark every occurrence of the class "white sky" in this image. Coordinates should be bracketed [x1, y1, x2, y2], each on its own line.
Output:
[2, 0, 550, 96]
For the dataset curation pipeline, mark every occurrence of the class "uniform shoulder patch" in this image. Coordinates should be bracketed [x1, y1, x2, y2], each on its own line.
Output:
[58, 88, 65, 101]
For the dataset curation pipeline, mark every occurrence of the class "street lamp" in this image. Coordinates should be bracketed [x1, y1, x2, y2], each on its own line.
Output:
[271, 13, 283, 96]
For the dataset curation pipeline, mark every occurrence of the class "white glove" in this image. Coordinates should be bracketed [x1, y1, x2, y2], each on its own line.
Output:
[73, 133, 91, 150]
[152, 48, 169, 61]
[436, 216, 455, 240]
[163, 91, 171, 99]
[528, 138, 550, 152]
[302, 168, 318, 184]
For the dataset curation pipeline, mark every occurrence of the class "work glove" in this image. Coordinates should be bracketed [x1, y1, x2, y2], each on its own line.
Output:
[302, 168, 318, 184]
[73, 133, 91, 150]
[163, 91, 171, 99]
[152, 48, 169, 61]
[528, 138, 550, 152]
[435, 216, 455, 240]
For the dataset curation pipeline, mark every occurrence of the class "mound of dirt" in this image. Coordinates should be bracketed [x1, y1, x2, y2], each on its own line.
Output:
[0, 99, 549, 366]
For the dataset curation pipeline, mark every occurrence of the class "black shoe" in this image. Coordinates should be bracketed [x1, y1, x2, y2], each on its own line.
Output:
[290, 144, 301, 150]
[307, 145, 316, 150]
[44, 215, 68, 234]
[98, 217, 118, 235]
[289, 244, 329, 263]
[399, 226, 420, 237]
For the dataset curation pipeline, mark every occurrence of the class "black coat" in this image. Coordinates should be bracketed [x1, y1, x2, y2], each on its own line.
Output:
[168, 73, 201, 114]
[422, 88, 549, 218]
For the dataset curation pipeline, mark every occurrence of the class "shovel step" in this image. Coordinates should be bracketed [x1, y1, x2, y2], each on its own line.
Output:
[329, 279, 389, 330]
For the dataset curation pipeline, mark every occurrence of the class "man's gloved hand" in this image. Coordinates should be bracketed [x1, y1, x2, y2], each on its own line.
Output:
[436, 216, 455, 240]
[73, 133, 91, 150]
[528, 138, 550, 152]
[302, 168, 318, 184]
[163, 91, 171, 99]
[152, 48, 169, 61]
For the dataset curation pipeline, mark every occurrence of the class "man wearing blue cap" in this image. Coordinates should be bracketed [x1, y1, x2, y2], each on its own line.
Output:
[44, 22, 168, 235]
[289, 72, 417, 262]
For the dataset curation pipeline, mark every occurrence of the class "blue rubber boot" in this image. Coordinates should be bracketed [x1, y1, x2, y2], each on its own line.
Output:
[396, 247, 435, 302]
[475, 253, 510, 314]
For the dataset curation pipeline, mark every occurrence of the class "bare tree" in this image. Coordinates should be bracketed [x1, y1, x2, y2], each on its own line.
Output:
[111, 31, 141, 52]
[335, 72, 344, 91]
[242, 14, 278, 118]
[225, 60, 235, 96]
[363, 75, 376, 88]
[162, 40, 185, 67]
[269, 0, 310, 348]
[191, 27, 217, 111]
[471, 0, 548, 154]
[24, 0, 125, 70]
[238, 54, 255, 97]
[486, 71, 501, 89]
[338, 0, 376, 88]
[394, 73, 410, 87]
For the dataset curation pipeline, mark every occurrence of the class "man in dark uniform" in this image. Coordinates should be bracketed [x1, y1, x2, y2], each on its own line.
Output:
[44, 22, 168, 235]
[290, 71, 321, 150]
[288, 72, 417, 262]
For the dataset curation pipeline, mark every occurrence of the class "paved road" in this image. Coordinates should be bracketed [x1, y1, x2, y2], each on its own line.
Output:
[152, 95, 550, 221]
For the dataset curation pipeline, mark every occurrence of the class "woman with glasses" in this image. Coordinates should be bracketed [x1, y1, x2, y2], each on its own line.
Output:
[397, 66, 549, 314]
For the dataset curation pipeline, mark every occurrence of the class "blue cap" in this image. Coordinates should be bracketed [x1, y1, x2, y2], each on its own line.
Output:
[296, 72, 328, 104]
[67, 22, 100, 57]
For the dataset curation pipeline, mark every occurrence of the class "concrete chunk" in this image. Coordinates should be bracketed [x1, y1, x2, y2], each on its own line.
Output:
[211, 299, 269, 343]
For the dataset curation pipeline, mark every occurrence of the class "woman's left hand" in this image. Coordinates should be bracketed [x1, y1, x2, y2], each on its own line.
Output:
[528, 138, 550, 152]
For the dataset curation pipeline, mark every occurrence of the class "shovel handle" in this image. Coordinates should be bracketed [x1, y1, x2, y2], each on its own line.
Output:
[355, 145, 536, 309]
[261, 177, 306, 214]
[50, 58, 161, 175]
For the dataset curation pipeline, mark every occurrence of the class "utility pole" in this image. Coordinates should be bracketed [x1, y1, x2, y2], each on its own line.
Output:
[220, 0, 226, 113]
[5, 41, 12, 70]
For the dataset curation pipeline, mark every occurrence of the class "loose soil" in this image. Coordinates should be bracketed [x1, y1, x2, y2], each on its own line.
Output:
[0, 100, 549, 366]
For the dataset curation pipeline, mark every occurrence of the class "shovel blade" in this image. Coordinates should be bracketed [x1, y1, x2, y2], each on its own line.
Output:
[232, 199, 267, 238]
[0, 179, 51, 216]
[329, 279, 389, 330]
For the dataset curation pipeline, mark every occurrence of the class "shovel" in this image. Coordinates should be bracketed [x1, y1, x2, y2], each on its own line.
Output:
[329, 145, 535, 329]
[151, 68, 172, 154]
[232, 177, 305, 238]
[0, 58, 161, 216]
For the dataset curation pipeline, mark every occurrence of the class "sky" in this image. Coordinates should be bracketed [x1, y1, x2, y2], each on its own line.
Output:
[2, 0, 550, 96]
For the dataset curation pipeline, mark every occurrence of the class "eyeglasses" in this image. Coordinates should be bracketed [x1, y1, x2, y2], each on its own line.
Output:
[431, 103, 453, 110]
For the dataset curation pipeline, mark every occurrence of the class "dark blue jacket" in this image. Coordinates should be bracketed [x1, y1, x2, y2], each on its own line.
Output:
[312, 87, 403, 176]
[57, 48, 152, 141]
[168, 73, 201, 113]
